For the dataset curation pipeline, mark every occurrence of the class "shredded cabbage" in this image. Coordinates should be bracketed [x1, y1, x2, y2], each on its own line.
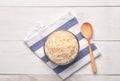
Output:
[45, 30, 79, 65]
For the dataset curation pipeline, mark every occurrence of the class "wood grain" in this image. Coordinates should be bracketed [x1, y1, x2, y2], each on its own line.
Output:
[0, 41, 119, 74]
[0, 75, 119, 81]
[0, 7, 120, 40]
[0, 0, 120, 6]
[0, 0, 120, 80]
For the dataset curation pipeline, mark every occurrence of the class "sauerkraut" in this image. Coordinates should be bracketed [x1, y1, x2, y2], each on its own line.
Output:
[44, 30, 79, 65]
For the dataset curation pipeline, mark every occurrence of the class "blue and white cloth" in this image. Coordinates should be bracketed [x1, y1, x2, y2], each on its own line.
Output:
[24, 12, 100, 80]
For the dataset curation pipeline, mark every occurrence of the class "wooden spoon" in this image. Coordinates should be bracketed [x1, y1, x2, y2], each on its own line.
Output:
[81, 22, 97, 73]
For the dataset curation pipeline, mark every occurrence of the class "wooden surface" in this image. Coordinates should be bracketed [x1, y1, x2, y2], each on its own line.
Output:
[0, 0, 120, 81]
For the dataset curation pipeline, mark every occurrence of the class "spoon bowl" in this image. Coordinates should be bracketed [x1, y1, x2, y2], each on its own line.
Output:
[81, 23, 93, 40]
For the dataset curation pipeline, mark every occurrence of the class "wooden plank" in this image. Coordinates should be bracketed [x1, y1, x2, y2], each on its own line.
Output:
[0, 0, 120, 6]
[0, 7, 120, 40]
[0, 41, 119, 74]
[0, 41, 54, 74]
[0, 75, 119, 81]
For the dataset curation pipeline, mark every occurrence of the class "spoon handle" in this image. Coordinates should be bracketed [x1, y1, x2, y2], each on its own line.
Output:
[88, 40, 97, 73]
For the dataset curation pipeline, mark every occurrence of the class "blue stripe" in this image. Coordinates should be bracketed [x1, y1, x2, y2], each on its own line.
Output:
[41, 32, 84, 63]
[76, 32, 84, 40]
[30, 37, 47, 52]
[41, 56, 49, 62]
[30, 17, 78, 52]
[41, 55, 49, 63]
[53, 43, 97, 74]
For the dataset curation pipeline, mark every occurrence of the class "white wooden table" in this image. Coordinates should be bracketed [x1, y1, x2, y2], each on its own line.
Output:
[0, 0, 120, 81]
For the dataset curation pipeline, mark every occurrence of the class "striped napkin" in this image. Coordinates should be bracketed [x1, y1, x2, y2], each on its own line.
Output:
[24, 12, 100, 80]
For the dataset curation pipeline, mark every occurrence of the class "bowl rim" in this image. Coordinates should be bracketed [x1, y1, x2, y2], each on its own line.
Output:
[43, 30, 80, 66]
